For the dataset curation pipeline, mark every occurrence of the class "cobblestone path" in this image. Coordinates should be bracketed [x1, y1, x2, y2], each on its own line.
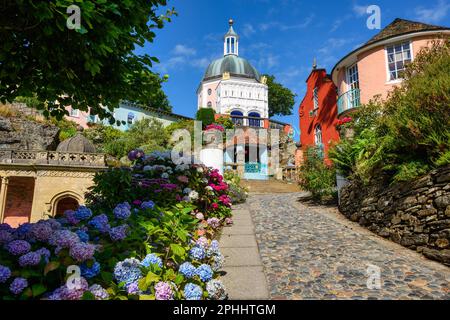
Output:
[243, 193, 450, 300]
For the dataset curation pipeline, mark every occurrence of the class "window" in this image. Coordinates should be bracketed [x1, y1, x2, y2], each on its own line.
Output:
[386, 42, 412, 81]
[208, 88, 212, 95]
[231, 110, 243, 126]
[346, 63, 360, 108]
[314, 124, 323, 146]
[127, 112, 135, 125]
[70, 108, 79, 117]
[313, 87, 319, 110]
[248, 112, 261, 128]
[88, 114, 96, 123]
[207, 101, 212, 107]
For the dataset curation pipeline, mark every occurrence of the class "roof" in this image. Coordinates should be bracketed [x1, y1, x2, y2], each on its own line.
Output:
[366, 18, 448, 45]
[203, 55, 261, 82]
[120, 101, 193, 121]
[224, 25, 239, 39]
[56, 133, 96, 153]
[331, 18, 450, 81]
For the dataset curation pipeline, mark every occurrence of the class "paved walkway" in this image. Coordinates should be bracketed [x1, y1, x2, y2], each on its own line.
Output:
[222, 192, 450, 300]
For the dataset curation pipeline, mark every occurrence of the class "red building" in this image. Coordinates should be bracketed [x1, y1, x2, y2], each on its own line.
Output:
[298, 64, 339, 165]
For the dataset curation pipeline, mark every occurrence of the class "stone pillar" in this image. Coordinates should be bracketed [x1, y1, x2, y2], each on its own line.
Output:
[0, 177, 9, 223]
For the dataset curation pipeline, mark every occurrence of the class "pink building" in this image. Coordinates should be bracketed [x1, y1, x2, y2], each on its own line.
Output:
[331, 18, 450, 118]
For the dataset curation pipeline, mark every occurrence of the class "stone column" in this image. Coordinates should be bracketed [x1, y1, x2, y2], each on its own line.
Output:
[0, 177, 9, 223]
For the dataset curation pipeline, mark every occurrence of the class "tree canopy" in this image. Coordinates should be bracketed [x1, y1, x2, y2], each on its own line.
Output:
[0, 0, 174, 123]
[263, 74, 296, 117]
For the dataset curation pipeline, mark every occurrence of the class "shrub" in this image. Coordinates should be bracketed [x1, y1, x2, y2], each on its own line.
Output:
[223, 170, 248, 204]
[196, 108, 215, 127]
[299, 147, 337, 202]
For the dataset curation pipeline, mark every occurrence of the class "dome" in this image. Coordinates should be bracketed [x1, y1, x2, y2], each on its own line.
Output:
[203, 55, 261, 81]
[56, 133, 96, 153]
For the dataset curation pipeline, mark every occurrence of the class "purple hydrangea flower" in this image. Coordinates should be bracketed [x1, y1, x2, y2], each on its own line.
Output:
[127, 281, 140, 295]
[207, 217, 221, 229]
[141, 201, 155, 210]
[10, 277, 28, 295]
[0, 230, 14, 244]
[0, 223, 12, 232]
[114, 202, 131, 220]
[88, 214, 110, 233]
[81, 260, 101, 279]
[30, 222, 53, 242]
[179, 262, 196, 279]
[64, 210, 80, 225]
[53, 277, 89, 300]
[155, 281, 174, 300]
[195, 264, 213, 282]
[0, 265, 11, 283]
[69, 242, 96, 262]
[109, 225, 128, 242]
[14, 223, 32, 239]
[35, 247, 51, 263]
[74, 206, 93, 221]
[5, 240, 31, 256]
[18, 251, 42, 267]
[89, 284, 109, 300]
[183, 283, 203, 300]
[195, 237, 209, 249]
[141, 253, 163, 268]
[114, 258, 142, 286]
[49, 230, 79, 249]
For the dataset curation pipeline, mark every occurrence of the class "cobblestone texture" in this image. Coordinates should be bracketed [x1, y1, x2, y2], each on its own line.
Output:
[243, 193, 450, 300]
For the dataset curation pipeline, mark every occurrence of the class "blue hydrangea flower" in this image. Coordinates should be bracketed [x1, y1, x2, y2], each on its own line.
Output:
[64, 210, 80, 225]
[10, 277, 28, 295]
[141, 201, 155, 210]
[5, 240, 31, 256]
[196, 264, 213, 282]
[88, 214, 110, 233]
[141, 253, 163, 268]
[114, 202, 131, 220]
[0, 223, 12, 232]
[81, 261, 101, 279]
[89, 284, 109, 300]
[30, 222, 53, 242]
[0, 265, 11, 283]
[0, 230, 14, 245]
[35, 247, 51, 263]
[179, 262, 196, 279]
[18, 251, 41, 267]
[14, 223, 32, 239]
[109, 225, 128, 242]
[126, 281, 141, 295]
[189, 245, 206, 260]
[76, 230, 89, 242]
[211, 253, 224, 272]
[183, 283, 203, 300]
[114, 258, 142, 286]
[207, 240, 220, 257]
[74, 206, 93, 221]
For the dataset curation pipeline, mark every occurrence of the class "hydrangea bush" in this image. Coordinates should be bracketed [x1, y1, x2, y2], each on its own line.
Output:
[0, 150, 235, 300]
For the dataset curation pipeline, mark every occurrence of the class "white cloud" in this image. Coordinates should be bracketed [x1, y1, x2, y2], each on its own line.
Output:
[258, 14, 315, 32]
[242, 23, 256, 37]
[414, 0, 450, 23]
[172, 44, 197, 56]
[352, 3, 368, 17]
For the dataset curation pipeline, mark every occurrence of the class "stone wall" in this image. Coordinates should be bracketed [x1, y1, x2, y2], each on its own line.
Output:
[339, 165, 450, 266]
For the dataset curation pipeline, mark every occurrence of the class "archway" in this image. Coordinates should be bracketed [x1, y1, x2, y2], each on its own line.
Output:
[55, 197, 79, 216]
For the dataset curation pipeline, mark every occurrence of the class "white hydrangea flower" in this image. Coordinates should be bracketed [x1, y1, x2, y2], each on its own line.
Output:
[189, 190, 199, 200]
[161, 173, 169, 179]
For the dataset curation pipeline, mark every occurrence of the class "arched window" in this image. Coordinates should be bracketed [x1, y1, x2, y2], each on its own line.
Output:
[208, 88, 212, 95]
[248, 112, 261, 127]
[314, 124, 323, 146]
[231, 110, 243, 126]
[127, 112, 135, 125]
[55, 197, 79, 216]
[207, 101, 212, 107]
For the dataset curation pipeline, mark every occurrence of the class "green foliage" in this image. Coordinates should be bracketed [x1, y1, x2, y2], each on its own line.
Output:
[214, 116, 234, 129]
[48, 118, 78, 141]
[299, 147, 337, 202]
[196, 108, 215, 127]
[83, 124, 125, 153]
[103, 118, 169, 159]
[330, 40, 450, 184]
[263, 74, 297, 117]
[0, 1, 174, 122]
[223, 170, 248, 204]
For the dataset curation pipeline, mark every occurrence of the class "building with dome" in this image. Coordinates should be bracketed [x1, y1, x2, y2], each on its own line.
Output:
[198, 19, 269, 126]
[0, 128, 106, 227]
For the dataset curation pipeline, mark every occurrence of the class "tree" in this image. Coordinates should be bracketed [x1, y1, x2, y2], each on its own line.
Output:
[0, 0, 175, 123]
[263, 75, 296, 117]
[196, 108, 216, 127]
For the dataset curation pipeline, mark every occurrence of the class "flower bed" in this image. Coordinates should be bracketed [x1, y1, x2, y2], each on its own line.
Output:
[0, 151, 235, 300]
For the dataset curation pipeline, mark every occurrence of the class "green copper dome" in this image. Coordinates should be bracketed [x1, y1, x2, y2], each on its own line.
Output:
[203, 55, 261, 81]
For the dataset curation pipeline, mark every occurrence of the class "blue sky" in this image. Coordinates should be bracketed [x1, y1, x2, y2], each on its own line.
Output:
[138, 0, 450, 135]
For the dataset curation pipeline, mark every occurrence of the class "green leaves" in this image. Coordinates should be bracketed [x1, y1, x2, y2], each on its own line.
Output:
[31, 284, 47, 298]
[43, 261, 60, 276]
[264, 74, 297, 117]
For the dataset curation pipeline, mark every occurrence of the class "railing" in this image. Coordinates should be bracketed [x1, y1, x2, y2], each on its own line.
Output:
[282, 166, 300, 182]
[337, 88, 361, 115]
[0, 150, 107, 167]
[231, 115, 264, 128]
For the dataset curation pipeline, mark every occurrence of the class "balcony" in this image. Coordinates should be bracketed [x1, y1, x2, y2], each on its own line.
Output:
[337, 88, 361, 116]
[231, 115, 265, 128]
